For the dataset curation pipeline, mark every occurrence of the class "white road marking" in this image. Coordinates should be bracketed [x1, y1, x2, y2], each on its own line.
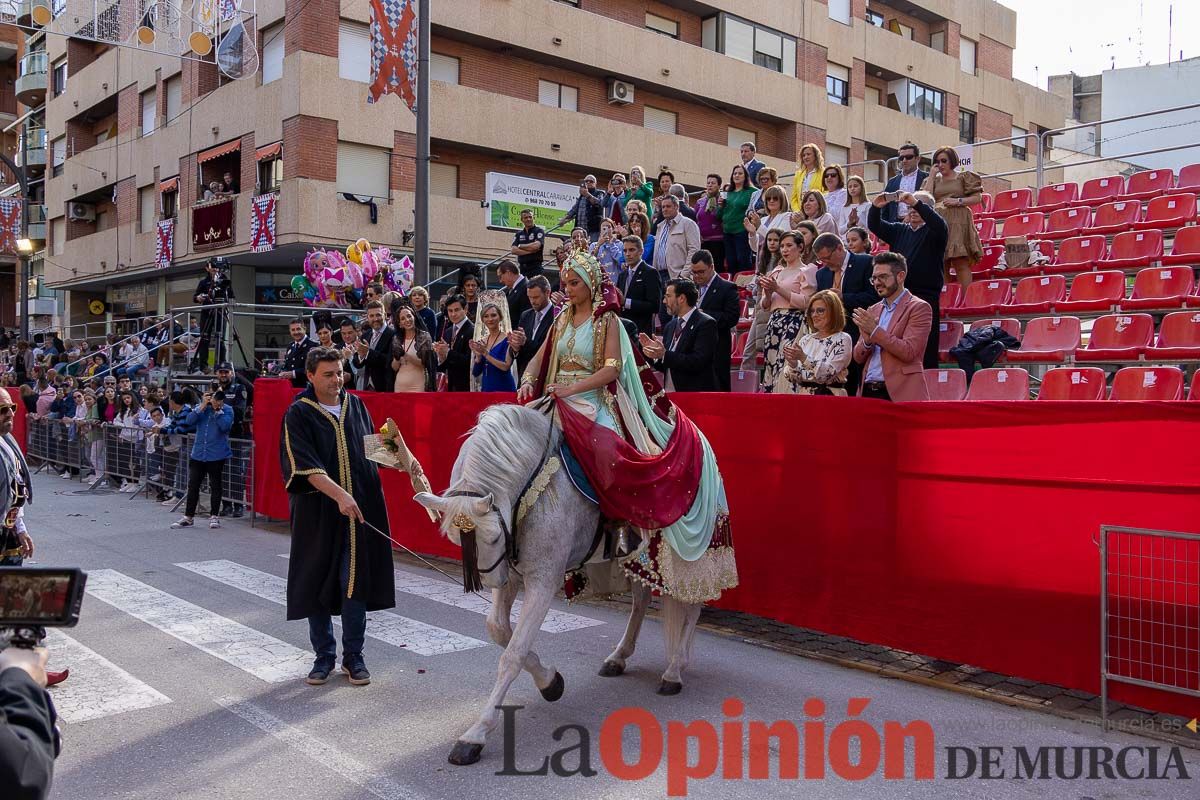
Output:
[42, 629, 172, 723]
[277, 553, 604, 633]
[85, 569, 312, 683]
[214, 696, 422, 800]
[178, 560, 487, 656]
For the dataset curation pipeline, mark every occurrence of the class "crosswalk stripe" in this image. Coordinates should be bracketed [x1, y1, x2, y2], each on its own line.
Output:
[42, 629, 172, 723]
[178, 560, 487, 656]
[215, 696, 423, 800]
[85, 569, 313, 683]
[276, 553, 604, 633]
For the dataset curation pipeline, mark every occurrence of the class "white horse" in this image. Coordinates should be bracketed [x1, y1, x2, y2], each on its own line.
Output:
[415, 404, 705, 766]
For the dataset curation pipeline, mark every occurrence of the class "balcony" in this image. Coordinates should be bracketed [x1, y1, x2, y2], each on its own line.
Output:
[16, 128, 46, 173]
[27, 203, 46, 241]
[15, 51, 47, 107]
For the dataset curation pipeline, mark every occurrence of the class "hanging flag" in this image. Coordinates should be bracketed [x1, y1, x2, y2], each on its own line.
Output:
[368, 0, 418, 110]
[155, 218, 174, 268]
[250, 193, 277, 252]
[0, 198, 22, 255]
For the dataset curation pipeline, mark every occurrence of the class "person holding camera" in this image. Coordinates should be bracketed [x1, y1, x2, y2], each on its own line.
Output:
[170, 388, 233, 530]
[190, 260, 235, 373]
[0, 645, 59, 800]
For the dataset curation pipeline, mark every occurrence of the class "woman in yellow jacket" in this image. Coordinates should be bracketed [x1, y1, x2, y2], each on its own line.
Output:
[789, 143, 826, 210]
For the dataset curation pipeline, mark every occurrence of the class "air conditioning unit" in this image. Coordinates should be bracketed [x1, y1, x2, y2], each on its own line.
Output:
[607, 79, 634, 105]
[68, 202, 96, 222]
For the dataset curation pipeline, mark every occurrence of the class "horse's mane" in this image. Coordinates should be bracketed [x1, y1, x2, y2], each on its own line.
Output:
[439, 404, 554, 536]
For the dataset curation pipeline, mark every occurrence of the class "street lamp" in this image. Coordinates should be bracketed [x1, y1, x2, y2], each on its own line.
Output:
[16, 238, 32, 253]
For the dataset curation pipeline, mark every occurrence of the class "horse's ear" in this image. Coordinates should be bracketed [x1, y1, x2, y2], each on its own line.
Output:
[470, 494, 493, 516]
[414, 492, 448, 512]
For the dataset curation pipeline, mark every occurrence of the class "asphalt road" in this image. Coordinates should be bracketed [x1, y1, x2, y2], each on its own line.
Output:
[14, 473, 1199, 799]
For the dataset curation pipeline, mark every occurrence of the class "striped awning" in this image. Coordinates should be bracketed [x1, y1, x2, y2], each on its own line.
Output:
[198, 140, 241, 164]
[256, 142, 282, 161]
[159, 176, 179, 193]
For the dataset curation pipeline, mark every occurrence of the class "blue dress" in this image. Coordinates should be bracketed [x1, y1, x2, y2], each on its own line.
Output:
[473, 338, 516, 391]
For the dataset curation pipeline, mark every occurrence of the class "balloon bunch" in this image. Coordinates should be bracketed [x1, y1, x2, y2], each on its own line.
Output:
[290, 238, 411, 308]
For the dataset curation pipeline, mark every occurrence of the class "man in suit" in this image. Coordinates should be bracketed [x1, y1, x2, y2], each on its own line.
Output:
[278, 317, 316, 389]
[350, 301, 395, 391]
[616, 235, 662, 336]
[868, 190, 947, 368]
[852, 252, 933, 402]
[434, 294, 474, 391]
[689, 250, 740, 392]
[812, 232, 878, 396]
[497, 260, 531, 326]
[337, 317, 359, 385]
[508, 276, 556, 377]
[882, 142, 929, 223]
[640, 279, 719, 392]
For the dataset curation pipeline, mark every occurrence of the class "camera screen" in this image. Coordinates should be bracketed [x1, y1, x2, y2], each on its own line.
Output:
[0, 572, 74, 622]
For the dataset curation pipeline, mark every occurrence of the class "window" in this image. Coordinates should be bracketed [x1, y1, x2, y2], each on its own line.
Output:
[140, 89, 156, 136]
[1011, 126, 1028, 160]
[336, 141, 389, 198]
[51, 59, 66, 96]
[702, 13, 796, 76]
[643, 106, 677, 135]
[930, 30, 945, 53]
[162, 188, 178, 220]
[960, 38, 977, 75]
[891, 21, 914, 39]
[50, 137, 65, 177]
[959, 109, 976, 144]
[537, 80, 578, 111]
[51, 218, 64, 256]
[258, 156, 283, 193]
[907, 80, 944, 125]
[338, 21, 371, 83]
[826, 63, 849, 106]
[866, 85, 881, 106]
[866, 10, 884, 26]
[828, 0, 850, 25]
[727, 127, 755, 149]
[825, 143, 849, 167]
[165, 76, 181, 121]
[645, 13, 679, 39]
[430, 163, 458, 198]
[262, 25, 284, 84]
[139, 185, 156, 232]
[430, 53, 459, 84]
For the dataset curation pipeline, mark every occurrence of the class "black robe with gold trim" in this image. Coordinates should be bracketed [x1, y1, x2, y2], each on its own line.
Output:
[280, 387, 395, 619]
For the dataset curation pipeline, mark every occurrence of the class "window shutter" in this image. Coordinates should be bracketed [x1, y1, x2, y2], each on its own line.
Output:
[52, 218, 65, 256]
[828, 0, 851, 24]
[537, 80, 559, 107]
[51, 137, 65, 167]
[262, 27, 284, 84]
[827, 63, 850, 83]
[430, 163, 458, 198]
[165, 77, 182, 120]
[825, 144, 849, 166]
[559, 85, 578, 111]
[140, 90, 156, 135]
[335, 142, 390, 198]
[723, 18, 754, 63]
[728, 127, 756, 148]
[643, 106, 677, 135]
[429, 53, 459, 84]
[960, 39, 977, 74]
[338, 22, 371, 82]
[140, 186, 157, 232]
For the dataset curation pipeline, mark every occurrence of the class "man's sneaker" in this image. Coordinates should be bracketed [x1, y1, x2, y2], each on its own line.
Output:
[306, 659, 335, 685]
[147, 473, 162, 482]
[342, 655, 370, 686]
[209, 516, 222, 529]
[170, 517, 194, 529]
[160, 497, 178, 506]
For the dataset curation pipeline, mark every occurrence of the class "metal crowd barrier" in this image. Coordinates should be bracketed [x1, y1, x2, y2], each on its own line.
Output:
[24, 418, 256, 525]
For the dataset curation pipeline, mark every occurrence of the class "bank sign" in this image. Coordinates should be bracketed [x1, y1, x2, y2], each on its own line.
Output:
[485, 172, 579, 233]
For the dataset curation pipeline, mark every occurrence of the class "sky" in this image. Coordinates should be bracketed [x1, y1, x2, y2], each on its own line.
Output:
[998, 0, 1199, 88]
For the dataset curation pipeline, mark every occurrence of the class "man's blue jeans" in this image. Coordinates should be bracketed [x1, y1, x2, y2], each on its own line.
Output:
[306, 532, 366, 663]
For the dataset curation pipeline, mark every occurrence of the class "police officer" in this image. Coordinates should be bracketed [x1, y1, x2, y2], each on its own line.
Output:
[191, 259, 235, 373]
[278, 318, 316, 390]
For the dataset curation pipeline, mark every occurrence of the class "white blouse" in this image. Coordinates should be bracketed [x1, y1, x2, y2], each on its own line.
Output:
[785, 332, 853, 385]
[753, 212, 793, 251]
[837, 201, 872, 235]
[823, 188, 848, 218]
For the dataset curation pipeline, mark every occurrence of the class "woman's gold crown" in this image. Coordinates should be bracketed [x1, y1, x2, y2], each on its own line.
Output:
[564, 250, 604, 292]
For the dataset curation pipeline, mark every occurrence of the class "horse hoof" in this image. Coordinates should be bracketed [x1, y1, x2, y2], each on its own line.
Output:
[598, 661, 625, 678]
[656, 680, 683, 696]
[448, 741, 483, 766]
[539, 671, 565, 702]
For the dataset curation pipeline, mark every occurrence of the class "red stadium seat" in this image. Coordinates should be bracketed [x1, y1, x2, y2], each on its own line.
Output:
[937, 320, 964, 361]
[1004, 275, 1066, 314]
[974, 218, 996, 242]
[1038, 367, 1107, 400]
[997, 213, 1045, 241]
[1045, 235, 1107, 274]
[966, 367, 1030, 400]
[1054, 270, 1125, 313]
[1146, 311, 1200, 360]
[1042, 207, 1090, 240]
[1075, 313, 1154, 361]
[1080, 176, 1124, 207]
[731, 330, 749, 359]
[730, 368, 759, 393]
[1162, 225, 1200, 266]
[946, 279, 1012, 317]
[1110, 366, 1185, 400]
[979, 188, 1033, 220]
[975, 244, 1004, 276]
[968, 317, 1022, 340]
[1167, 164, 1200, 196]
[1030, 182, 1080, 213]
[1097, 230, 1164, 270]
[977, 193, 993, 214]
[940, 283, 963, 315]
[1190, 372, 1200, 400]
[925, 369, 967, 401]
[1088, 201, 1141, 235]
[1006, 316, 1082, 362]
[1120, 169, 1174, 202]
[1119, 267, 1197, 311]
[1131, 193, 1197, 231]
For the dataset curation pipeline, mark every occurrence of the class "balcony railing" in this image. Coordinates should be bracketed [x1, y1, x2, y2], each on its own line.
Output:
[18, 51, 47, 78]
[27, 203, 46, 241]
[15, 51, 47, 106]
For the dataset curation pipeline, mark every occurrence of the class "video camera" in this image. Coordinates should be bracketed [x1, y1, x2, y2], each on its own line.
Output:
[0, 567, 87, 649]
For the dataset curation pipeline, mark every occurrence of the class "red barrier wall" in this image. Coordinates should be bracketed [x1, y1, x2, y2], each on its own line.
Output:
[252, 378, 1200, 716]
[11, 398, 25, 452]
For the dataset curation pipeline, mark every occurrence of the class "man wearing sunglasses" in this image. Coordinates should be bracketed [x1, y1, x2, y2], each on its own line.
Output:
[881, 143, 928, 223]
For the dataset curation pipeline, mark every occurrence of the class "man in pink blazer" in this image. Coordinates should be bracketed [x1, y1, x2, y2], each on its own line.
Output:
[851, 252, 932, 401]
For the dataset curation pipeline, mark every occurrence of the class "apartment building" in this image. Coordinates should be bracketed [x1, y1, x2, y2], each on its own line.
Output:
[1, 7, 37, 330]
[33, 0, 1064, 356]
